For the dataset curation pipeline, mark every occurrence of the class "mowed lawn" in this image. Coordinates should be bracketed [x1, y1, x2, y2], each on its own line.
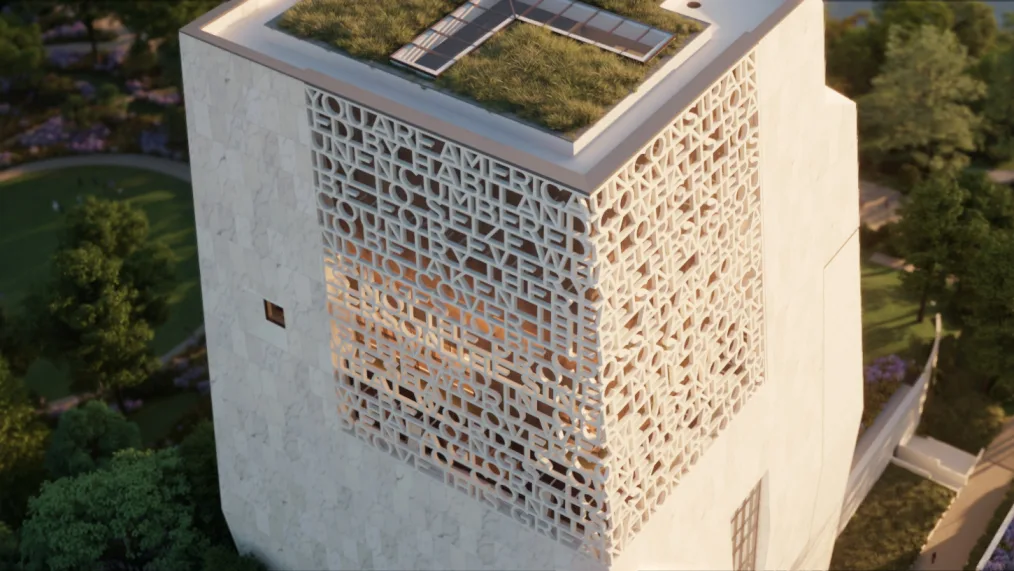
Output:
[0, 166, 203, 400]
[860, 261, 955, 364]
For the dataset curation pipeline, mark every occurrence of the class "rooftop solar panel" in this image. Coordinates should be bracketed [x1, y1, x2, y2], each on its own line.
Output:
[391, 0, 675, 77]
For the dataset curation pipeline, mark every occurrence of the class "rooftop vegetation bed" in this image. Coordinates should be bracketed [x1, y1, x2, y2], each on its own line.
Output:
[277, 0, 703, 135]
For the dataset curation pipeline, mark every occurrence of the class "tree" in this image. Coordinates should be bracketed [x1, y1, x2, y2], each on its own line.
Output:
[45, 400, 142, 479]
[958, 169, 1014, 231]
[40, 243, 160, 406]
[0, 303, 40, 379]
[114, 1, 220, 44]
[0, 521, 18, 571]
[956, 229, 1014, 393]
[949, 1, 998, 59]
[19, 448, 208, 571]
[113, 0, 219, 92]
[859, 25, 986, 181]
[980, 42, 1014, 162]
[36, 198, 176, 407]
[895, 176, 974, 322]
[0, 356, 49, 529]
[62, 197, 177, 329]
[178, 421, 230, 545]
[874, 0, 955, 34]
[202, 545, 267, 571]
[825, 10, 881, 98]
[0, 12, 43, 87]
[63, 0, 116, 64]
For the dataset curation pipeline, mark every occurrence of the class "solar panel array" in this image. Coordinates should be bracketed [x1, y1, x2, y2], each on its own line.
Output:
[391, 0, 676, 76]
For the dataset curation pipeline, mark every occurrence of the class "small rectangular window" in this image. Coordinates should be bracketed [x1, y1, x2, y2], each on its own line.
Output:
[264, 300, 286, 328]
[732, 479, 762, 571]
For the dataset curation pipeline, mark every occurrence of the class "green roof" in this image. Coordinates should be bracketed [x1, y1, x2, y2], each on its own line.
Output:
[276, 0, 705, 137]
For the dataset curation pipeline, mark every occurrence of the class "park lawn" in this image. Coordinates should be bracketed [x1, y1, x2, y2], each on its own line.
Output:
[0, 165, 202, 400]
[831, 464, 955, 571]
[860, 261, 954, 364]
[129, 391, 204, 446]
[858, 261, 959, 435]
[861, 261, 1005, 453]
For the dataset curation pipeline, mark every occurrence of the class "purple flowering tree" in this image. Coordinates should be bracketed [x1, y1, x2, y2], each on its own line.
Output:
[860, 354, 913, 434]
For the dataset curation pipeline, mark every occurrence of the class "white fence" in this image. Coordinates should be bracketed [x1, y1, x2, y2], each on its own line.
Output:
[976, 499, 1014, 570]
[838, 313, 944, 536]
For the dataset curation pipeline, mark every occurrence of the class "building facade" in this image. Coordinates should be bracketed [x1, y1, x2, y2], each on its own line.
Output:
[180, 0, 863, 569]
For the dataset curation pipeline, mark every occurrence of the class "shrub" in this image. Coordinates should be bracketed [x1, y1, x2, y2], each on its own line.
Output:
[123, 42, 159, 78]
[202, 545, 267, 571]
[96, 83, 119, 106]
[36, 73, 76, 104]
[988, 373, 1014, 407]
[0, 522, 18, 571]
[918, 336, 1006, 453]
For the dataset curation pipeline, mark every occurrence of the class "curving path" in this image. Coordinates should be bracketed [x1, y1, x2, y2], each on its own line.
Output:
[0, 153, 191, 183]
[0, 153, 199, 415]
[44, 33, 136, 57]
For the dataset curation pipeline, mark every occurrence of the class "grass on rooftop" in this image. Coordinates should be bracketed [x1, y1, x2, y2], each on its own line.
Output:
[278, 0, 703, 135]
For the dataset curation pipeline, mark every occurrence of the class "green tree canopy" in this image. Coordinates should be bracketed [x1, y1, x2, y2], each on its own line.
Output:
[0, 356, 49, 528]
[0, 12, 43, 86]
[41, 243, 159, 400]
[113, 0, 219, 92]
[957, 169, 1014, 231]
[19, 448, 208, 571]
[956, 229, 1014, 387]
[825, 10, 881, 98]
[45, 400, 142, 479]
[0, 303, 40, 379]
[36, 198, 176, 404]
[114, 0, 220, 43]
[63, 197, 177, 328]
[895, 175, 982, 322]
[874, 0, 956, 33]
[980, 41, 1014, 162]
[202, 545, 267, 571]
[858, 25, 986, 180]
[950, 1, 998, 59]
[0, 521, 18, 571]
[178, 421, 230, 545]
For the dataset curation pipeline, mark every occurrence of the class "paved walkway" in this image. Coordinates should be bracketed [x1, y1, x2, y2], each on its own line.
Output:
[868, 251, 914, 273]
[0, 154, 191, 183]
[913, 417, 1014, 570]
[860, 180, 903, 230]
[988, 170, 1014, 186]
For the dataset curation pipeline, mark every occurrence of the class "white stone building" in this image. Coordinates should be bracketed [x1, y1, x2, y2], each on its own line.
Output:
[180, 0, 863, 569]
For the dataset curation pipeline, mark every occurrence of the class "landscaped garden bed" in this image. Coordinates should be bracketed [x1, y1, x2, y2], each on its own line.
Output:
[831, 464, 956, 571]
[858, 354, 918, 437]
[276, 0, 705, 135]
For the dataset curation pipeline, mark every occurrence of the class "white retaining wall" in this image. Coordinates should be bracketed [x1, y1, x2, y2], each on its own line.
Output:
[838, 314, 943, 535]
[895, 436, 984, 492]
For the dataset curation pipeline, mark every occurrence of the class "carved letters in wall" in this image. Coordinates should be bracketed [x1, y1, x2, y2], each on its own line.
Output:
[308, 51, 763, 564]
